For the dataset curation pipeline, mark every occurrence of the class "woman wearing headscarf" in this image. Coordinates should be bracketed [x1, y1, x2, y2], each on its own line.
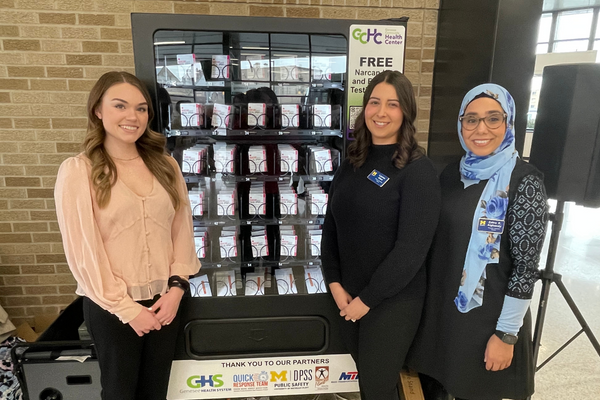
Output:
[407, 84, 549, 400]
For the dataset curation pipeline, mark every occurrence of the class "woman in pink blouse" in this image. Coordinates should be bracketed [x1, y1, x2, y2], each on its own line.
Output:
[54, 71, 201, 400]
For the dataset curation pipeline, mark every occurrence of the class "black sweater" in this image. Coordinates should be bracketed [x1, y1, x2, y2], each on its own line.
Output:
[321, 144, 441, 308]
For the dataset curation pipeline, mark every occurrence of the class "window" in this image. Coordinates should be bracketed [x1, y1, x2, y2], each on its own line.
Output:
[553, 9, 594, 52]
[536, 7, 600, 54]
[537, 13, 553, 53]
[596, 17, 600, 49]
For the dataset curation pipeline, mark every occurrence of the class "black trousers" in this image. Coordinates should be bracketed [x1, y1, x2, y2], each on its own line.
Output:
[338, 294, 424, 400]
[419, 373, 512, 400]
[82, 296, 181, 400]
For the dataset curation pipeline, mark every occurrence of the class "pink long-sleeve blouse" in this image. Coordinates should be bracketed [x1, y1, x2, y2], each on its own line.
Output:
[54, 154, 201, 323]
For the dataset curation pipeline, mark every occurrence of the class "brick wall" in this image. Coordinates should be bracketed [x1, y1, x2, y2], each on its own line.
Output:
[0, 0, 439, 327]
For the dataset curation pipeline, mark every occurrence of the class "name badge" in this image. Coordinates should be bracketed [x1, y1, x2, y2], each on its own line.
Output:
[477, 218, 504, 234]
[367, 169, 389, 187]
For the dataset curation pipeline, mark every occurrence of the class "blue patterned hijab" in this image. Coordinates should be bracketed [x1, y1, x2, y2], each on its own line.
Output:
[454, 84, 518, 313]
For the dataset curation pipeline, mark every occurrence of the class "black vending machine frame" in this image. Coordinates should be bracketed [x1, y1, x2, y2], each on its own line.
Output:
[131, 13, 407, 363]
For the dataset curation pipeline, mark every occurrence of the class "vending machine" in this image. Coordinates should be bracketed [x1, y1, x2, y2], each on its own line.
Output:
[131, 13, 407, 399]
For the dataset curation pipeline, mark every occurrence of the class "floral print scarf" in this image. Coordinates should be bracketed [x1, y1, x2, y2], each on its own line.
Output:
[454, 84, 518, 313]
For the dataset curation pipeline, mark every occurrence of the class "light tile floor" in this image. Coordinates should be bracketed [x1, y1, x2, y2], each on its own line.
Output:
[530, 201, 600, 399]
[221, 201, 600, 400]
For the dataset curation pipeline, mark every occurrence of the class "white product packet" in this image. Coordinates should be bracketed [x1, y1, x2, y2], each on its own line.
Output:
[213, 144, 235, 173]
[275, 268, 298, 295]
[310, 193, 328, 215]
[248, 187, 266, 215]
[311, 148, 333, 173]
[248, 145, 267, 173]
[250, 234, 269, 258]
[215, 270, 237, 296]
[212, 103, 232, 129]
[280, 234, 298, 257]
[194, 234, 206, 259]
[279, 144, 298, 173]
[211, 55, 230, 79]
[177, 54, 196, 65]
[219, 235, 237, 258]
[313, 104, 331, 128]
[304, 266, 325, 294]
[281, 104, 300, 128]
[279, 192, 298, 216]
[217, 191, 236, 216]
[309, 232, 322, 256]
[189, 275, 211, 297]
[248, 103, 266, 127]
[244, 272, 266, 296]
[180, 103, 203, 127]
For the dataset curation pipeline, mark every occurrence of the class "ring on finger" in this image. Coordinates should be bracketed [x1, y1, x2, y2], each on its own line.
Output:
[351, 319, 356, 322]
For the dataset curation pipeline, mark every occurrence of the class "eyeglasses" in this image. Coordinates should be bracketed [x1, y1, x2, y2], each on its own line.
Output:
[459, 113, 507, 131]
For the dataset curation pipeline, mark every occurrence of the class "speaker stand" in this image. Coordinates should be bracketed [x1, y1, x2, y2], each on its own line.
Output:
[528, 201, 600, 399]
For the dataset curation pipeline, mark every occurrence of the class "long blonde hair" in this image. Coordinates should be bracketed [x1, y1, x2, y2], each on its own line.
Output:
[84, 71, 181, 209]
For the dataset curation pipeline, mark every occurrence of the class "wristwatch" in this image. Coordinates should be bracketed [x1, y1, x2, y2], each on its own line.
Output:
[495, 330, 518, 345]
[168, 275, 190, 293]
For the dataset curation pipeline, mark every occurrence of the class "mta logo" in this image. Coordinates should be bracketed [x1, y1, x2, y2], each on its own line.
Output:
[352, 28, 382, 44]
[270, 371, 288, 382]
[187, 375, 224, 388]
[339, 371, 359, 381]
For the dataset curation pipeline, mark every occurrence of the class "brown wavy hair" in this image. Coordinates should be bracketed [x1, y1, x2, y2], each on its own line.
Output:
[347, 70, 424, 169]
[84, 71, 180, 209]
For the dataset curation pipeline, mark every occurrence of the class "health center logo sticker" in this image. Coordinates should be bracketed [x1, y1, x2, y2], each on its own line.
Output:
[351, 27, 404, 45]
[315, 366, 329, 388]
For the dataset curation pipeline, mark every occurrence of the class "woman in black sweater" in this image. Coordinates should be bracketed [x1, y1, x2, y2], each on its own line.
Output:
[321, 70, 441, 400]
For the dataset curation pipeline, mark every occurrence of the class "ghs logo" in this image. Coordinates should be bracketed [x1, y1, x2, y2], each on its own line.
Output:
[187, 375, 224, 388]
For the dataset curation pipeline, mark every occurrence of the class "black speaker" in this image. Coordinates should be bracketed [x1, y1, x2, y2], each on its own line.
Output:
[529, 63, 600, 207]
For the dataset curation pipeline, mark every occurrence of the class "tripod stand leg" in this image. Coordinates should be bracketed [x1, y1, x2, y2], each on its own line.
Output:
[531, 276, 553, 367]
[553, 274, 600, 356]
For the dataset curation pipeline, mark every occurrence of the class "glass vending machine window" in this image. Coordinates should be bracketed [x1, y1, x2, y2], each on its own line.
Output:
[153, 30, 347, 299]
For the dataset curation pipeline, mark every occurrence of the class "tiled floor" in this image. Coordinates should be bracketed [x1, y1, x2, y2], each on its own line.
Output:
[530, 201, 600, 399]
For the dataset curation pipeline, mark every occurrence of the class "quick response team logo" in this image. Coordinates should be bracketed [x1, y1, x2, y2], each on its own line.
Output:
[232, 371, 269, 389]
[315, 366, 329, 386]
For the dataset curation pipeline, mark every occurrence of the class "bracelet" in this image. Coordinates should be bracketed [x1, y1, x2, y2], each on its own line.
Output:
[168, 275, 190, 293]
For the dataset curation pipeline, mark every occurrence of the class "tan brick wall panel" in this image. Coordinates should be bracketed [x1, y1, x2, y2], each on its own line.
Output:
[174, 3, 210, 14]
[0, 0, 439, 321]
[78, 14, 116, 26]
[30, 79, 68, 92]
[0, 25, 20, 37]
[39, 13, 77, 25]
[82, 40, 119, 53]
[27, 188, 55, 198]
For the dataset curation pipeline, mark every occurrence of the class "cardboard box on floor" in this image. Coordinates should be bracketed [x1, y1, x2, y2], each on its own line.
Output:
[14, 314, 59, 342]
[399, 368, 425, 400]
